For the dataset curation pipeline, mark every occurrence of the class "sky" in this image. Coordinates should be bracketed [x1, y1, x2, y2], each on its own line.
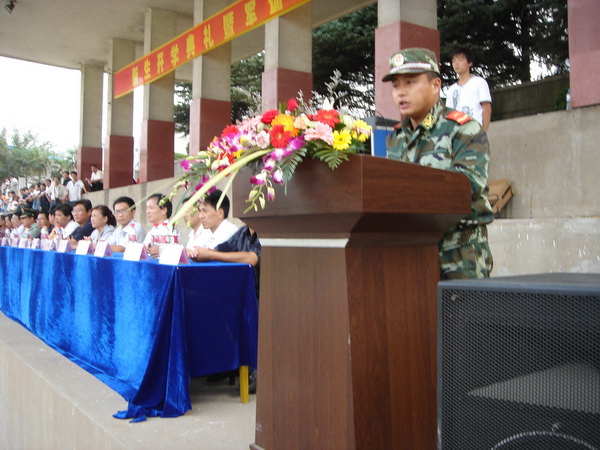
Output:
[0, 56, 81, 152]
[0, 56, 187, 156]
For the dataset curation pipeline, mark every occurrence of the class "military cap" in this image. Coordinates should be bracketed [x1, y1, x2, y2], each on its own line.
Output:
[382, 47, 440, 82]
[20, 208, 38, 219]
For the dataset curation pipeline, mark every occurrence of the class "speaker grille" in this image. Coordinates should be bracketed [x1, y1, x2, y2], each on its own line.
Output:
[439, 274, 600, 450]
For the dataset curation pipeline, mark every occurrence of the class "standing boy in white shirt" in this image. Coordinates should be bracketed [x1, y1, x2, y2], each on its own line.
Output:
[445, 47, 492, 132]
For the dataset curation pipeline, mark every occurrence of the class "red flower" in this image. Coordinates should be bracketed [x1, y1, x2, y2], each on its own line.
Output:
[314, 109, 340, 128]
[286, 98, 298, 112]
[269, 124, 293, 148]
[221, 125, 239, 137]
[261, 109, 278, 125]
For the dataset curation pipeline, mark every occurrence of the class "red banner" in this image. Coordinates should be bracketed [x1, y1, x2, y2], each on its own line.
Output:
[113, 0, 310, 98]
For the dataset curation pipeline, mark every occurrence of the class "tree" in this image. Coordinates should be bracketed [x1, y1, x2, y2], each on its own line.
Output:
[174, 82, 191, 136]
[438, 0, 569, 88]
[0, 128, 72, 183]
[312, 4, 376, 114]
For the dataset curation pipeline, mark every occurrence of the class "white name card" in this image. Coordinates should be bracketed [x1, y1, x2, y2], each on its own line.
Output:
[1, 237, 7, 246]
[57, 240, 72, 253]
[159, 245, 190, 266]
[94, 241, 112, 258]
[75, 240, 94, 255]
[18, 239, 30, 249]
[11, 238, 19, 247]
[41, 239, 56, 251]
[30, 238, 41, 249]
[123, 242, 149, 261]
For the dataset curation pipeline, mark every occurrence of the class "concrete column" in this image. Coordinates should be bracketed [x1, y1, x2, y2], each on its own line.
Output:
[189, 0, 232, 155]
[568, 0, 600, 108]
[105, 39, 136, 189]
[139, 8, 177, 183]
[375, 0, 439, 120]
[78, 63, 103, 182]
[262, 2, 313, 111]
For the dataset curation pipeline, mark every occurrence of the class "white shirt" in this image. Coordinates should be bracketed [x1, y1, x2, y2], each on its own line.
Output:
[16, 224, 25, 238]
[186, 225, 209, 249]
[194, 219, 239, 249]
[48, 184, 68, 202]
[67, 179, 85, 202]
[89, 225, 115, 243]
[445, 75, 492, 126]
[90, 170, 103, 181]
[107, 220, 146, 247]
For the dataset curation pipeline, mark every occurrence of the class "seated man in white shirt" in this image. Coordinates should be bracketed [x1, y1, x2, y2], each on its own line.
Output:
[194, 190, 239, 249]
[53, 203, 80, 238]
[143, 193, 174, 258]
[85, 164, 104, 192]
[107, 196, 146, 253]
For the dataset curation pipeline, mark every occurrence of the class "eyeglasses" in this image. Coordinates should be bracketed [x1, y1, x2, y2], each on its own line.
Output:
[114, 209, 129, 215]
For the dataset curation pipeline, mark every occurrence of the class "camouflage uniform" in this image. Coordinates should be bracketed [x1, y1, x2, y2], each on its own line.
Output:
[386, 100, 494, 279]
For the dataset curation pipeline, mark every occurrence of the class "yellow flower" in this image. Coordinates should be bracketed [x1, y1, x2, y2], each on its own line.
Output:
[271, 113, 300, 137]
[352, 119, 371, 142]
[332, 129, 352, 151]
[351, 130, 369, 142]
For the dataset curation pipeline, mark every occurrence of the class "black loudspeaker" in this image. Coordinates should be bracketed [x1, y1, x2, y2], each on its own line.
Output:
[438, 273, 600, 450]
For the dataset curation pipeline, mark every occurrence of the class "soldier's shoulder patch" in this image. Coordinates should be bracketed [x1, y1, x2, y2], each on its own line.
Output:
[446, 110, 472, 125]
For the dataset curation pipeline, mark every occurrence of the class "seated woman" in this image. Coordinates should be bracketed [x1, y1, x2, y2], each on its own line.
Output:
[88, 205, 116, 244]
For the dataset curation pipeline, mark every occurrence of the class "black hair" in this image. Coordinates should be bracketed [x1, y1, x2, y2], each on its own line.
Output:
[113, 196, 136, 210]
[73, 199, 92, 212]
[92, 205, 117, 227]
[148, 193, 172, 218]
[55, 203, 73, 220]
[451, 47, 475, 65]
[204, 189, 230, 218]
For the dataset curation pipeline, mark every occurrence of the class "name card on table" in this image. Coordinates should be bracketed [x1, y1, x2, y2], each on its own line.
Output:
[41, 239, 56, 251]
[94, 241, 112, 258]
[75, 240, 94, 255]
[30, 238, 41, 249]
[1, 237, 7, 246]
[18, 239, 30, 249]
[11, 238, 20, 247]
[123, 242, 149, 261]
[159, 245, 190, 265]
[57, 240, 72, 253]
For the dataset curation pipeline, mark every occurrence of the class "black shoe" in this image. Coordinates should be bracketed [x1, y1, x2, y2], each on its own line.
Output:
[248, 369, 257, 394]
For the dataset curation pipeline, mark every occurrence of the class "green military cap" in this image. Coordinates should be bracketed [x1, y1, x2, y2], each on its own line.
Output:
[382, 47, 440, 82]
[20, 208, 38, 219]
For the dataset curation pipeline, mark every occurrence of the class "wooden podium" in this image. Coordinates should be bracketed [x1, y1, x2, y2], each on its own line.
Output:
[233, 155, 471, 449]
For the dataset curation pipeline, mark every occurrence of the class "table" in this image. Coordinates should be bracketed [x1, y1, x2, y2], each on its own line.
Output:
[0, 245, 258, 421]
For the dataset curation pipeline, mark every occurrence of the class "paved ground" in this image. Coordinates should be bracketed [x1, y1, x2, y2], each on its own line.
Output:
[0, 312, 257, 449]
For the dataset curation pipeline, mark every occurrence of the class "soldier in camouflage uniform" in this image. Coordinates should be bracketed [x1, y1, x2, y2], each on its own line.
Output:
[383, 48, 494, 279]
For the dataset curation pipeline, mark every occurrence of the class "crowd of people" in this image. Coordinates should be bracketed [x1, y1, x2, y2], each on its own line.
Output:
[0, 167, 102, 216]
[0, 184, 260, 271]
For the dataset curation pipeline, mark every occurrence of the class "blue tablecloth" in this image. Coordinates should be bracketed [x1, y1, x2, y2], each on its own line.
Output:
[0, 245, 258, 421]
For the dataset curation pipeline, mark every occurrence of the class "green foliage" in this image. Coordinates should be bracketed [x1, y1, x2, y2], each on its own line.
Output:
[438, 0, 569, 88]
[312, 4, 376, 115]
[174, 82, 192, 136]
[0, 128, 73, 182]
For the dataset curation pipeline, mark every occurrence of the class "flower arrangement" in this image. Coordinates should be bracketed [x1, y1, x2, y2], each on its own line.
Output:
[168, 98, 371, 224]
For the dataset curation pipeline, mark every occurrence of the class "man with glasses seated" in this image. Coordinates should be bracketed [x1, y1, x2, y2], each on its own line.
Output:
[107, 196, 146, 253]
